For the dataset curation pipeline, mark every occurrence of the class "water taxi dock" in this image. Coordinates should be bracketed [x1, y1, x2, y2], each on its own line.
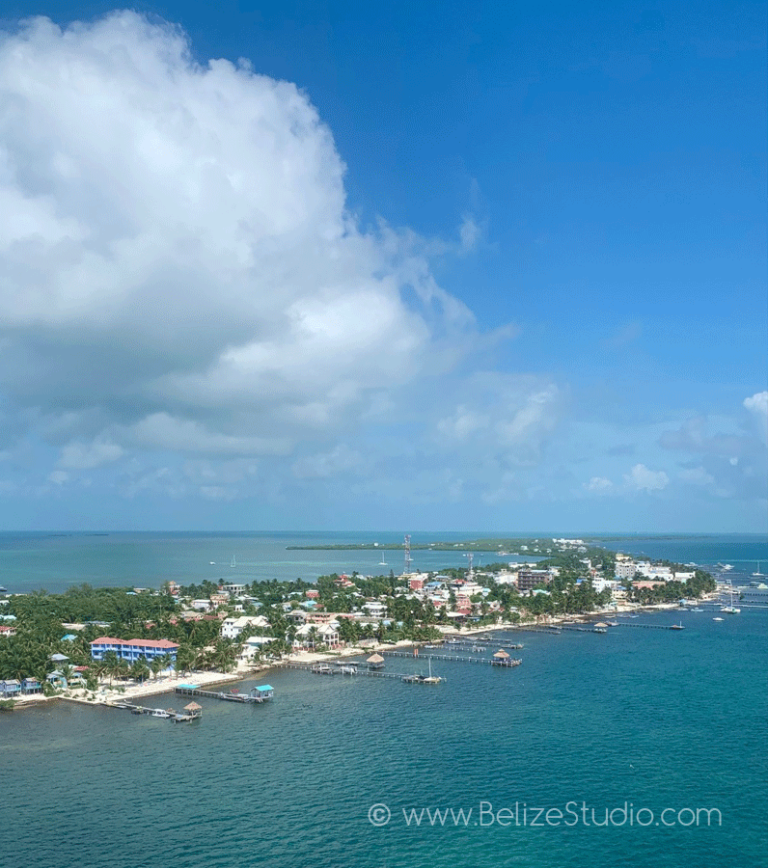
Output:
[109, 701, 202, 723]
[175, 683, 274, 703]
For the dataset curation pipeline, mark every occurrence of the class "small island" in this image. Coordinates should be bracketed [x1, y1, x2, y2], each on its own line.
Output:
[0, 539, 717, 710]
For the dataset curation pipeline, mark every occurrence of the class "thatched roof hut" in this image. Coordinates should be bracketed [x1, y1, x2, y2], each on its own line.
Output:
[493, 649, 510, 659]
[184, 701, 202, 716]
[366, 653, 385, 670]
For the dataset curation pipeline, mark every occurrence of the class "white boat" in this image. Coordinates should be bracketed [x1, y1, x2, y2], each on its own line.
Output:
[752, 562, 765, 577]
[718, 563, 734, 571]
[720, 581, 741, 614]
[230, 555, 237, 568]
[713, 617, 724, 622]
[421, 658, 442, 684]
[151, 709, 171, 718]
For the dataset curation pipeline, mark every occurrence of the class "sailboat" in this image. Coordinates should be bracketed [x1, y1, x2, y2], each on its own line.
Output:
[422, 658, 442, 684]
[230, 555, 237, 568]
[752, 562, 765, 577]
[378, 555, 388, 566]
[720, 581, 740, 614]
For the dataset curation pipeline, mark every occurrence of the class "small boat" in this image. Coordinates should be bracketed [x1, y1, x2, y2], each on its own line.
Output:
[691, 607, 703, 612]
[720, 581, 741, 614]
[151, 709, 171, 718]
[752, 562, 765, 577]
[230, 555, 237, 568]
[593, 627, 607, 634]
[0, 586, 7, 594]
[670, 623, 685, 630]
[713, 617, 724, 622]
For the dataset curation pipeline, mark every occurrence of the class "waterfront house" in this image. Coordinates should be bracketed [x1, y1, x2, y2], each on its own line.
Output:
[21, 678, 42, 694]
[221, 615, 270, 640]
[0, 679, 21, 697]
[46, 670, 67, 689]
[250, 685, 274, 701]
[90, 637, 180, 664]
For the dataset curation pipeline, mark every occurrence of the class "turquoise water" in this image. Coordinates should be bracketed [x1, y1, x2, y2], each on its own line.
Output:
[1, 531, 766, 594]
[2, 608, 766, 867]
[1, 533, 766, 868]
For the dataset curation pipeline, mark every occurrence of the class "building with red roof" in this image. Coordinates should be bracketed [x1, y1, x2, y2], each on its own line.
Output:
[90, 637, 180, 664]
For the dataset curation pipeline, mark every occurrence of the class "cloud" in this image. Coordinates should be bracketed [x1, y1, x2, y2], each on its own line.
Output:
[0, 11, 473, 468]
[625, 463, 669, 492]
[678, 466, 715, 486]
[292, 444, 363, 479]
[458, 214, 481, 254]
[435, 374, 562, 467]
[584, 476, 614, 493]
[744, 391, 768, 444]
[59, 438, 123, 470]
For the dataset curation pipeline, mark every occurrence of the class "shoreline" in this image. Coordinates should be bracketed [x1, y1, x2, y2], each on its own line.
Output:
[3, 599, 717, 711]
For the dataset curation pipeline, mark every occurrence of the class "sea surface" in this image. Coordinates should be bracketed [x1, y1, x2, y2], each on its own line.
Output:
[1, 532, 766, 868]
[1, 531, 766, 594]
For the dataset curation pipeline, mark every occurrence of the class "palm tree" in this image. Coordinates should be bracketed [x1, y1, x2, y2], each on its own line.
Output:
[102, 651, 119, 687]
[150, 656, 164, 681]
[131, 659, 150, 684]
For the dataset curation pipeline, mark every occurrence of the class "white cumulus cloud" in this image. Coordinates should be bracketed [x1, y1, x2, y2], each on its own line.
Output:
[625, 463, 669, 492]
[0, 11, 473, 468]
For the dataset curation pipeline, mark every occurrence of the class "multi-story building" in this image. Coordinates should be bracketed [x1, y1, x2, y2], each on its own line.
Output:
[90, 637, 179, 664]
[615, 561, 637, 580]
[517, 570, 552, 592]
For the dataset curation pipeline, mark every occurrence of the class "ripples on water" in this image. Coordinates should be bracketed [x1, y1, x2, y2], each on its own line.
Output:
[2, 608, 766, 868]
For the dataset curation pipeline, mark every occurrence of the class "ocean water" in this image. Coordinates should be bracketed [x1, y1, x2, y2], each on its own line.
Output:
[1, 531, 766, 594]
[1, 533, 766, 868]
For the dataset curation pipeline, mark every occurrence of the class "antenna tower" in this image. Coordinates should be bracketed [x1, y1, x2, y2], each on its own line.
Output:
[403, 534, 412, 575]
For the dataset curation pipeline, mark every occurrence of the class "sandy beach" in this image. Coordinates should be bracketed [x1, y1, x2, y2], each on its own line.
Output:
[6, 599, 705, 710]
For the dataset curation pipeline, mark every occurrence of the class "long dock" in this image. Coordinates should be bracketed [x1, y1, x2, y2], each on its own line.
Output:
[174, 685, 273, 703]
[382, 650, 520, 665]
[614, 623, 686, 630]
[443, 641, 524, 651]
[108, 702, 200, 722]
[276, 661, 409, 679]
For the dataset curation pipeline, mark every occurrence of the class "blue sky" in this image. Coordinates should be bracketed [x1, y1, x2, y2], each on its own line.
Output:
[0, 1, 765, 532]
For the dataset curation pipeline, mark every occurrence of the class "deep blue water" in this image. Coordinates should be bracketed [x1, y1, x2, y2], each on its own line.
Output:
[1, 532, 766, 868]
[2, 607, 766, 868]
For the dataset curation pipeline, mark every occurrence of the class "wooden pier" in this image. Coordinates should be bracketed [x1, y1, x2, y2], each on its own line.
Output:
[175, 684, 274, 703]
[381, 650, 522, 667]
[614, 622, 688, 630]
[109, 701, 201, 722]
[276, 661, 408, 679]
[443, 641, 524, 651]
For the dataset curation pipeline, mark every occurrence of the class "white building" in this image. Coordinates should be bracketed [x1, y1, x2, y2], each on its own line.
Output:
[615, 561, 637, 580]
[221, 615, 271, 640]
[363, 601, 387, 619]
